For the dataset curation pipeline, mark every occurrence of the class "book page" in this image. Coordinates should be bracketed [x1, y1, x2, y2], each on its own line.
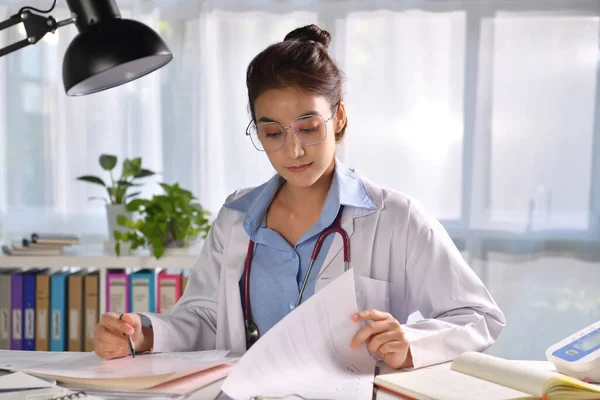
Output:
[451, 352, 556, 398]
[375, 363, 534, 400]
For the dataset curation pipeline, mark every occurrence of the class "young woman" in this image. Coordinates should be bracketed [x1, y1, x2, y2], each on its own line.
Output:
[93, 24, 505, 370]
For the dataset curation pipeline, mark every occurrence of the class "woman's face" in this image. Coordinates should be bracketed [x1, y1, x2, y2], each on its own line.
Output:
[252, 87, 345, 189]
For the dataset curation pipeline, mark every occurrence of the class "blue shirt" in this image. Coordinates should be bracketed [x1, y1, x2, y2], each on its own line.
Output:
[224, 160, 377, 337]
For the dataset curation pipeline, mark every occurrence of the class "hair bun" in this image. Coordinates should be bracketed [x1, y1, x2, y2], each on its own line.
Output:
[284, 24, 331, 49]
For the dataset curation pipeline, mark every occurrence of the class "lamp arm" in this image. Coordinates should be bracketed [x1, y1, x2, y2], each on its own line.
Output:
[0, 10, 75, 58]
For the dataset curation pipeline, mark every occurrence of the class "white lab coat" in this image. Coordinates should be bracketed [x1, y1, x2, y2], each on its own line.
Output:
[144, 172, 506, 369]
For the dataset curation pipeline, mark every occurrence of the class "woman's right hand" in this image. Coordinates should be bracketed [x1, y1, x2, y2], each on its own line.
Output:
[93, 312, 152, 359]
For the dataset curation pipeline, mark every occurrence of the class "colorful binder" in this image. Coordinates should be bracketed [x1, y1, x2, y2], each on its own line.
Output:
[10, 273, 24, 350]
[36, 270, 52, 351]
[68, 271, 85, 352]
[0, 270, 17, 350]
[50, 271, 69, 351]
[157, 270, 182, 314]
[22, 272, 37, 350]
[84, 271, 99, 352]
[106, 270, 130, 314]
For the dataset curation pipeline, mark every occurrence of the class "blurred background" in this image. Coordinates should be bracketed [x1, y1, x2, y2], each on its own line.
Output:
[0, 0, 598, 360]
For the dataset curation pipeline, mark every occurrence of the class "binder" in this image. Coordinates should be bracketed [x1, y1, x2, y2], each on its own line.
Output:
[0, 270, 17, 349]
[68, 271, 85, 352]
[10, 273, 24, 350]
[130, 270, 155, 313]
[36, 270, 52, 351]
[106, 270, 129, 314]
[50, 271, 69, 351]
[22, 272, 37, 350]
[84, 271, 99, 352]
[157, 270, 182, 314]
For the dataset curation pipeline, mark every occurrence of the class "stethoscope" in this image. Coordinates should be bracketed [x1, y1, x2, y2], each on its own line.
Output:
[244, 205, 350, 349]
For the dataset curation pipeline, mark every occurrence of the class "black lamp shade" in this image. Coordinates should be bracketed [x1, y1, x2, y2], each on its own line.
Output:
[63, 18, 173, 96]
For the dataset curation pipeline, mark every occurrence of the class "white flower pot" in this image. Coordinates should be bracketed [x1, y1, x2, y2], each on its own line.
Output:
[106, 204, 133, 240]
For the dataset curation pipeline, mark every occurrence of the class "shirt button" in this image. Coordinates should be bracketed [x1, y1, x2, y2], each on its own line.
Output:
[289, 303, 296, 310]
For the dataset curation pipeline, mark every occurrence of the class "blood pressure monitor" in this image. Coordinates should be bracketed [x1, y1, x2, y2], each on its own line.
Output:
[546, 321, 600, 383]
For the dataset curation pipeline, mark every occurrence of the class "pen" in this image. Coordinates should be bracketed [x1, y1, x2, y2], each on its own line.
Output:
[119, 313, 136, 358]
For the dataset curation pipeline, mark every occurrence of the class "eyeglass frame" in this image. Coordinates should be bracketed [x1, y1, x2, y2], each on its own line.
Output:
[245, 102, 340, 152]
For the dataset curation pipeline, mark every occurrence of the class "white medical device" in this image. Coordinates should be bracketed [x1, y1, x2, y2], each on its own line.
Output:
[546, 321, 600, 383]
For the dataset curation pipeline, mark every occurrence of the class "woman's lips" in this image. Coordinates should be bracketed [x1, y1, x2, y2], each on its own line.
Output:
[287, 163, 313, 173]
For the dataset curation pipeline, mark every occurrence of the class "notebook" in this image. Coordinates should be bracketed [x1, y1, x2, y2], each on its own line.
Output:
[375, 352, 600, 400]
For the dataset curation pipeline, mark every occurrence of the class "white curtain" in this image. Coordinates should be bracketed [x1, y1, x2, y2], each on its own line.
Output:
[1, 0, 599, 360]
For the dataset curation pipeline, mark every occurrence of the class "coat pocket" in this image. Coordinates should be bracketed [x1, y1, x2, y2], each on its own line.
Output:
[355, 276, 393, 313]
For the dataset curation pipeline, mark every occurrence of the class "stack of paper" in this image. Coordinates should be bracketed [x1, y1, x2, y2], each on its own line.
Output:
[221, 270, 377, 400]
[0, 350, 233, 396]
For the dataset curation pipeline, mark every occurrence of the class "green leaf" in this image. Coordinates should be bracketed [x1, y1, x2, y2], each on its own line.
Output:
[116, 214, 129, 226]
[76, 175, 106, 187]
[126, 191, 142, 199]
[115, 241, 121, 256]
[135, 169, 155, 178]
[126, 198, 147, 212]
[114, 230, 123, 240]
[153, 245, 165, 259]
[99, 154, 118, 171]
[122, 158, 142, 179]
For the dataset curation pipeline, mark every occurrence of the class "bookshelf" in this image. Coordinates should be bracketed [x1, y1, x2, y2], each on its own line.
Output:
[0, 243, 199, 317]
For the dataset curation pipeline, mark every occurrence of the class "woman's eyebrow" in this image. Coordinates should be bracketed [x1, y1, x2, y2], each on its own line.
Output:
[257, 110, 320, 123]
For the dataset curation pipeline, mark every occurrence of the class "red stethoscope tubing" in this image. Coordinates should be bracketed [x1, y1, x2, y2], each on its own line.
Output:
[243, 205, 350, 324]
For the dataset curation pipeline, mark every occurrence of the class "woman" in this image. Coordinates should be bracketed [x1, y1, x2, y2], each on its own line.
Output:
[93, 24, 505, 370]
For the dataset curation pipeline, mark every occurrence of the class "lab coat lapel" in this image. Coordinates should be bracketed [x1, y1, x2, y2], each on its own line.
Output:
[317, 176, 382, 281]
[220, 214, 249, 356]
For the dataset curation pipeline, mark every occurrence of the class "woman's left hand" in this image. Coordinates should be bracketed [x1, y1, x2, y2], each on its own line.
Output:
[350, 309, 413, 369]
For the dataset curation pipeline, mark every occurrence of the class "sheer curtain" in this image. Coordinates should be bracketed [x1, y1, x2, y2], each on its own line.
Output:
[0, 0, 599, 360]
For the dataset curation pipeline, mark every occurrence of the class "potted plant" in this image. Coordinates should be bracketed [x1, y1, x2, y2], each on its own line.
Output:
[76, 154, 155, 241]
[114, 182, 211, 259]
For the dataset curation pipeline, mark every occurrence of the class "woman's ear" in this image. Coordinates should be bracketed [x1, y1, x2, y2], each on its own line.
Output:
[334, 101, 347, 133]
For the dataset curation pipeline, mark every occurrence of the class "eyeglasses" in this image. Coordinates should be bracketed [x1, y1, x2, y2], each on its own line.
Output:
[246, 103, 339, 152]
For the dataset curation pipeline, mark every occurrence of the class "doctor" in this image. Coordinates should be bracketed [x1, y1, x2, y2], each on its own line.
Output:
[93, 24, 505, 370]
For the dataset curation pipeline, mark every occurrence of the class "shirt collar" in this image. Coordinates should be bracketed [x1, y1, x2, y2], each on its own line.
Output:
[224, 158, 377, 238]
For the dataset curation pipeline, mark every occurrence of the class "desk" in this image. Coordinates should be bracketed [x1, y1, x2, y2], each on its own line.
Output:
[0, 360, 559, 400]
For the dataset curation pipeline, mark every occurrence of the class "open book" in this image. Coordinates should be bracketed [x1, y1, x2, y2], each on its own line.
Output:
[375, 352, 600, 400]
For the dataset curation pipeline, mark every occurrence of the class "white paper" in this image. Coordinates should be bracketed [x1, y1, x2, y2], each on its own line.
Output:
[0, 371, 55, 391]
[222, 269, 376, 400]
[0, 350, 87, 371]
[23, 350, 231, 380]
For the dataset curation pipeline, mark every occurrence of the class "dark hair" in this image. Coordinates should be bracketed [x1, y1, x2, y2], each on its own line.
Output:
[246, 24, 348, 141]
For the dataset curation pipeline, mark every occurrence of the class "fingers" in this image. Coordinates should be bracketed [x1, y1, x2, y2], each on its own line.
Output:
[119, 313, 141, 329]
[378, 340, 410, 355]
[100, 312, 134, 335]
[368, 331, 407, 356]
[94, 339, 129, 360]
[94, 313, 139, 359]
[352, 309, 392, 323]
[351, 318, 400, 349]
[93, 323, 128, 348]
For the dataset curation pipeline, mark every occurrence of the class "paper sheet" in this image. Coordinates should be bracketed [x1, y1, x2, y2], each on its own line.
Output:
[221, 269, 376, 400]
[23, 350, 230, 380]
[0, 350, 87, 371]
[0, 371, 55, 392]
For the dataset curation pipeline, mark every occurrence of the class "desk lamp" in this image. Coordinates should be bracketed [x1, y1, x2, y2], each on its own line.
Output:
[0, 0, 173, 96]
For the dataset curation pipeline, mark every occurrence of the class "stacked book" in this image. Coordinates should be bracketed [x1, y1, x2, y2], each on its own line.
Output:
[1, 234, 80, 256]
